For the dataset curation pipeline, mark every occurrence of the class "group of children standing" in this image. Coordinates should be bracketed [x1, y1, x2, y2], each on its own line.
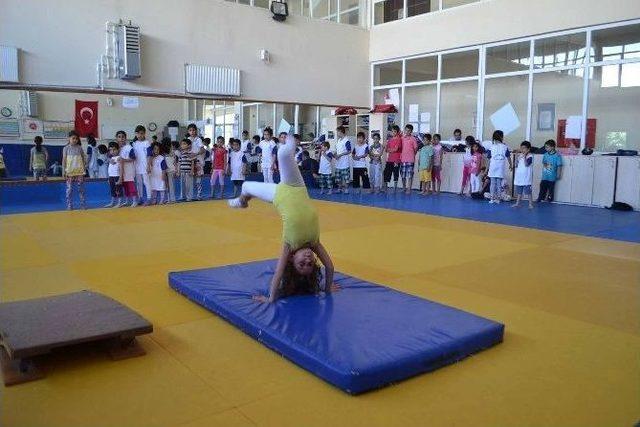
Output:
[53, 120, 563, 210]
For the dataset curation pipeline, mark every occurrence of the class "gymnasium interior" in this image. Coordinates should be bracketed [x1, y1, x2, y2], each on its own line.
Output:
[1, 1, 639, 426]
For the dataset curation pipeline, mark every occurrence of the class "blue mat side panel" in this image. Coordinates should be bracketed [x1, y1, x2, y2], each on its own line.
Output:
[168, 260, 504, 394]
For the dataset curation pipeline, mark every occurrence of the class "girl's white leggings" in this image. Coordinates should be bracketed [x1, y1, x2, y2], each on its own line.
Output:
[241, 135, 304, 203]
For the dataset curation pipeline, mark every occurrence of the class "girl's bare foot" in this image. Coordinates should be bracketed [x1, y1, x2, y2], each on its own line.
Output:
[511, 203, 519, 208]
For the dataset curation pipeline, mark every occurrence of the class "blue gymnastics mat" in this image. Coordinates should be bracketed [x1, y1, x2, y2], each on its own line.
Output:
[169, 260, 504, 394]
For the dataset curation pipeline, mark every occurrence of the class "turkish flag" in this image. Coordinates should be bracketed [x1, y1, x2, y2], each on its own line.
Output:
[75, 100, 99, 137]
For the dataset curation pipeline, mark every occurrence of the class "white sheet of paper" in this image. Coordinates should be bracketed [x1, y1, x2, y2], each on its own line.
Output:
[565, 115, 582, 139]
[419, 122, 431, 134]
[389, 88, 400, 107]
[122, 96, 139, 109]
[420, 112, 430, 123]
[278, 118, 291, 135]
[408, 104, 419, 122]
[490, 103, 520, 136]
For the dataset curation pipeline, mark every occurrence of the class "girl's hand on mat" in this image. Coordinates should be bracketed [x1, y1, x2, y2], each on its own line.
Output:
[329, 283, 341, 292]
[253, 295, 270, 303]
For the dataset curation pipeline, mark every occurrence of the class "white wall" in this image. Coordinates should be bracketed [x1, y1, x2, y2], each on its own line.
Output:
[0, 0, 370, 107]
[370, 0, 640, 62]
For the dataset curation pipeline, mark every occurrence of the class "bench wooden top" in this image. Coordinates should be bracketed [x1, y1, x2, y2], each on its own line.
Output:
[0, 291, 153, 359]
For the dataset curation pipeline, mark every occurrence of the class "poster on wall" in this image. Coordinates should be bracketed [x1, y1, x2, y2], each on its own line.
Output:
[122, 96, 140, 109]
[537, 103, 555, 131]
[43, 121, 74, 139]
[75, 100, 99, 137]
[20, 118, 44, 139]
[490, 103, 520, 136]
[0, 119, 20, 138]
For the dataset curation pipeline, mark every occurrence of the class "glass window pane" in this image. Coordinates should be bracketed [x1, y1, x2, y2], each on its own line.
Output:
[374, 61, 403, 86]
[275, 104, 295, 132]
[254, 0, 269, 8]
[373, 88, 402, 110]
[288, 0, 302, 15]
[534, 33, 586, 69]
[591, 24, 640, 62]
[407, 0, 438, 17]
[238, 0, 250, 4]
[405, 56, 438, 82]
[329, 0, 337, 16]
[589, 64, 640, 151]
[311, 0, 328, 17]
[341, 0, 359, 10]
[374, 0, 403, 24]
[302, 0, 310, 16]
[319, 106, 333, 137]
[298, 105, 318, 140]
[258, 103, 274, 131]
[404, 85, 437, 135]
[486, 41, 531, 74]
[441, 50, 478, 79]
[440, 80, 478, 141]
[442, 0, 477, 9]
[243, 105, 258, 136]
[531, 71, 583, 151]
[483, 75, 529, 145]
[341, 9, 360, 25]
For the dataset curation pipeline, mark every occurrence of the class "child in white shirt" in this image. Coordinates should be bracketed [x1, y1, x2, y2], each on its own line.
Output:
[486, 130, 513, 204]
[187, 123, 205, 200]
[227, 139, 248, 198]
[512, 140, 534, 209]
[258, 128, 276, 183]
[105, 142, 123, 208]
[318, 141, 334, 195]
[132, 125, 151, 204]
[149, 142, 168, 205]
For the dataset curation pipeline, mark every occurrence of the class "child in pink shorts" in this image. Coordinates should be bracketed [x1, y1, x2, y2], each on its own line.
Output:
[210, 136, 227, 199]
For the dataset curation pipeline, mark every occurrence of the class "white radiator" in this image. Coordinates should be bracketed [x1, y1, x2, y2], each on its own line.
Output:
[185, 64, 241, 96]
[0, 46, 19, 82]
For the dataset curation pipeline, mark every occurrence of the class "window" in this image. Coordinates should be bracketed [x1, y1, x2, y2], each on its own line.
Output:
[340, 0, 361, 25]
[288, 0, 302, 15]
[483, 75, 529, 145]
[441, 50, 479, 79]
[407, 0, 437, 17]
[405, 56, 438, 82]
[374, 0, 403, 24]
[374, 88, 402, 109]
[591, 24, 640, 62]
[534, 33, 586, 69]
[589, 65, 640, 151]
[298, 105, 318, 140]
[311, 0, 328, 17]
[486, 41, 531, 74]
[254, 0, 269, 8]
[214, 102, 237, 141]
[440, 80, 477, 140]
[275, 104, 295, 132]
[319, 106, 334, 137]
[442, 0, 477, 9]
[258, 103, 274, 132]
[531, 70, 583, 146]
[243, 105, 258, 136]
[374, 61, 403, 85]
[404, 85, 437, 134]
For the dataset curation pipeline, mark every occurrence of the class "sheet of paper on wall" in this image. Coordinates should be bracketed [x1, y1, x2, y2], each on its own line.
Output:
[408, 104, 419, 122]
[490, 103, 520, 136]
[420, 112, 430, 123]
[278, 118, 292, 135]
[122, 96, 139, 109]
[388, 88, 400, 107]
[565, 115, 582, 139]
[419, 122, 431, 134]
[409, 122, 419, 132]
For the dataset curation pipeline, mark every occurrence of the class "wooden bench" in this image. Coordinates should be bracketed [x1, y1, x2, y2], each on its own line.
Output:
[0, 291, 153, 386]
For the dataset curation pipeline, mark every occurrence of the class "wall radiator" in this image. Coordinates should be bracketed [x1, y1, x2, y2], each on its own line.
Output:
[185, 64, 241, 97]
[0, 46, 19, 82]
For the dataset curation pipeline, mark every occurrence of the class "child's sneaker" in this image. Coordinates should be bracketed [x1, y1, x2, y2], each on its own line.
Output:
[228, 198, 248, 209]
[104, 202, 114, 208]
[131, 201, 138, 208]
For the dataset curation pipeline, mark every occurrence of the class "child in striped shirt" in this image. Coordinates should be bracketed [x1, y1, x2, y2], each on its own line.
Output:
[178, 138, 195, 202]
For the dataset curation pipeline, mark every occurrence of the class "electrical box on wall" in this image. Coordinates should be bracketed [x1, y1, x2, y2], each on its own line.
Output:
[116, 24, 141, 79]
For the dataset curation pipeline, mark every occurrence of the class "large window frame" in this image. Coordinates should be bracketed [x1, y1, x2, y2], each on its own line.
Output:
[370, 19, 640, 150]
[372, 0, 479, 26]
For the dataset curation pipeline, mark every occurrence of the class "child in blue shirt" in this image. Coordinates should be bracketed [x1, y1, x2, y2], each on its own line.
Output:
[537, 139, 563, 202]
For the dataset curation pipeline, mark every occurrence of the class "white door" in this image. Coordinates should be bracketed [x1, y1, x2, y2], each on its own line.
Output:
[615, 157, 640, 210]
[570, 157, 594, 205]
[553, 156, 572, 203]
[592, 156, 616, 207]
